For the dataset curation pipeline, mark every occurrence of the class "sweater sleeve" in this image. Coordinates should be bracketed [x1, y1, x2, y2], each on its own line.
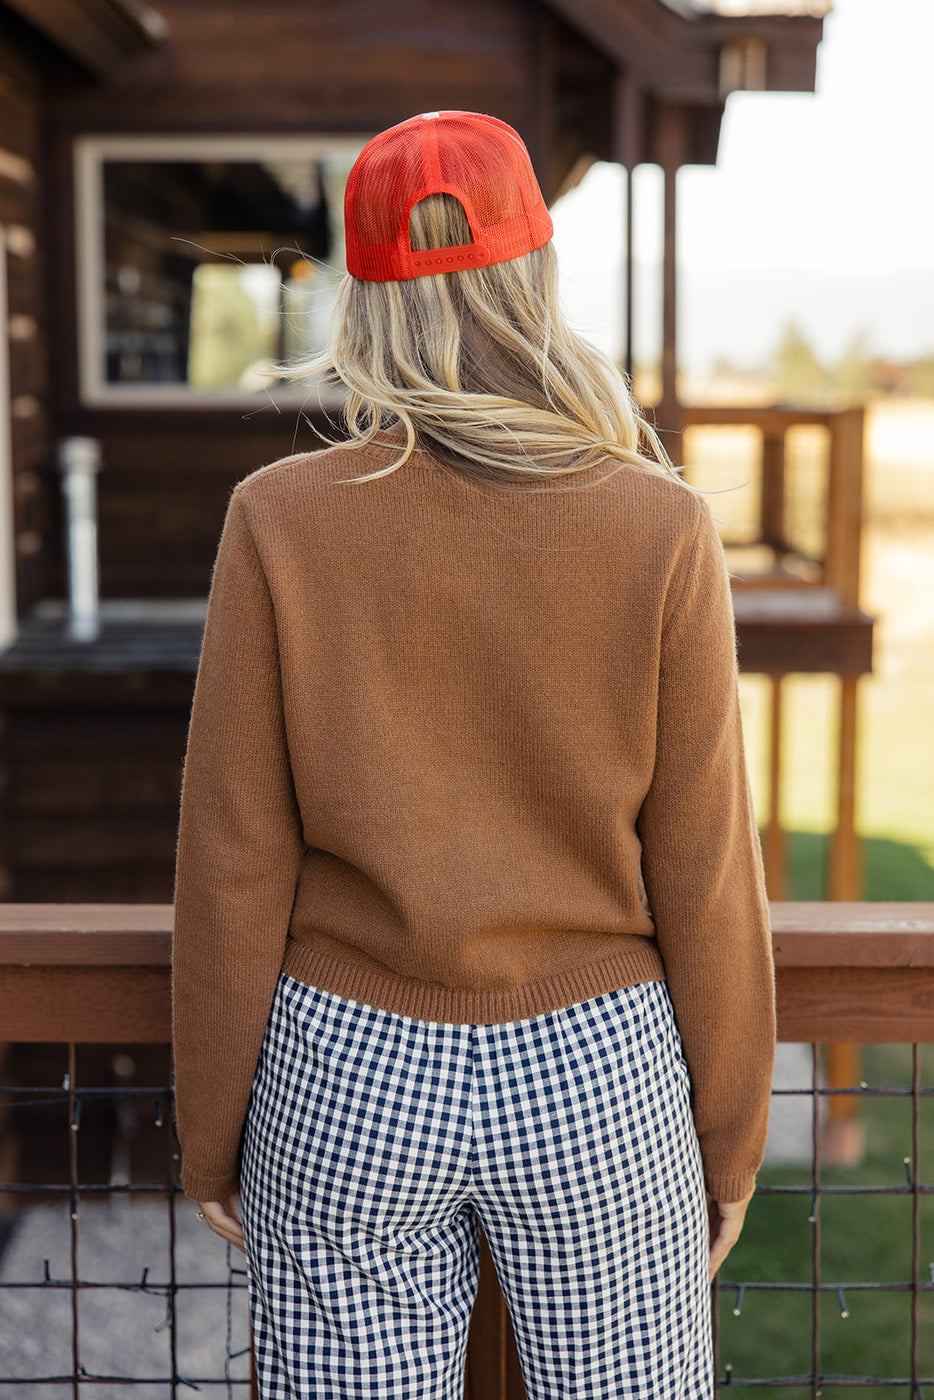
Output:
[636, 496, 775, 1204]
[172, 486, 305, 1203]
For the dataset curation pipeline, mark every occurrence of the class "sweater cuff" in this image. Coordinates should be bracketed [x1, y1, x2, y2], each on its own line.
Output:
[705, 1170, 757, 1203]
[180, 1167, 240, 1205]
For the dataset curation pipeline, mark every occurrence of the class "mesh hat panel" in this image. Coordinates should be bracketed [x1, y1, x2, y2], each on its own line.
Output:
[344, 111, 553, 281]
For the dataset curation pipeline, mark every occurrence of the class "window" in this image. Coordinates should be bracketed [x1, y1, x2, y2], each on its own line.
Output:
[75, 135, 366, 406]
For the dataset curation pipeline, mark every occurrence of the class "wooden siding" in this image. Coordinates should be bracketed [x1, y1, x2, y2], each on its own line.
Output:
[0, 670, 193, 901]
[0, 12, 53, 613]
[86, 418, 324, 598]
[2, 0, 166, 77]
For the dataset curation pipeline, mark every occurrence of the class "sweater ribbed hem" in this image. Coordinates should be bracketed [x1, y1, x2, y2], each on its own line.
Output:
[281, 936, 667, 1024]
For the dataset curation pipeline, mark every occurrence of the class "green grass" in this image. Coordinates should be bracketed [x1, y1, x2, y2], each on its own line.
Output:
[781, 831, 934, 901]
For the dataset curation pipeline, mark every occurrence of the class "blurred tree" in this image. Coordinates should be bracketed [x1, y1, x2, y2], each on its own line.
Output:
[906, 354, 934, 398]
[833, 328, 877, 404]
[772, 320, 833, 406]
[188, 264, 280, 388]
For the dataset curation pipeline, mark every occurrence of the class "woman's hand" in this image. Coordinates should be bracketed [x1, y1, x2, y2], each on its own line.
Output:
[708, 1189, 755, 1279]
[198, 1196, 245, 1253]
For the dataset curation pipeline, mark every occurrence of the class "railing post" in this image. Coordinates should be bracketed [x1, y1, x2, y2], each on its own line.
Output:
[760, 428, 786, 556]
[764, 675, 786, 898]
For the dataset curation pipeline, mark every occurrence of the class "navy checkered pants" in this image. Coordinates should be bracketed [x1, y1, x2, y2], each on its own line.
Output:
[240, 974, 712, 1398]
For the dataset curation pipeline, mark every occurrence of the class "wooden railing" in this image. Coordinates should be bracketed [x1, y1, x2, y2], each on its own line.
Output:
[681, 404, 873, 904]
[2, 901, 933, 1398]
[3, 901, 933, 1043]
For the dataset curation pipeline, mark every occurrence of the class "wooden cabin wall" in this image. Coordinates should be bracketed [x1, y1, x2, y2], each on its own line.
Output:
[41, 0, 554, 601]
[0, 10, 54, 615]
[0, 671, 192, 901]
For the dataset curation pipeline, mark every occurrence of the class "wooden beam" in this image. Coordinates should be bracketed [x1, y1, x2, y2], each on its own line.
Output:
[681, 405, 834, 429]
[541, 0, 823, 103]
[9, 902, 931, 948]
[3, 903, 934, 1044]
[769, 901, 934, 960]
[732, 605, 874, 678]
[0, 963, 170, 1039]
[1, 0, 167, 77]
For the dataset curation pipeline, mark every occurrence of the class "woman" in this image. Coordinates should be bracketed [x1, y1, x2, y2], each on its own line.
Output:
[172, 110, 774, 1399]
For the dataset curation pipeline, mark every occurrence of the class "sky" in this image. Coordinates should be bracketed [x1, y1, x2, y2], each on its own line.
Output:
[551, 0, 934, 371]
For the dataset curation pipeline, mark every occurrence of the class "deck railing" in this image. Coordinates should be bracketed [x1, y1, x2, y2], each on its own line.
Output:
[1, 901, 933, 1398]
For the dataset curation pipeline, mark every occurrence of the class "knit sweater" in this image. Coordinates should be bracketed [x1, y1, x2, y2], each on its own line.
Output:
[171, 433, 775, 1207]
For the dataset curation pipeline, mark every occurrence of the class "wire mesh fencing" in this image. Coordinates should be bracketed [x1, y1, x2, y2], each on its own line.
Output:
[0, 1042, 250, 1396]
[715, 1042, 933, 1398]
[0, 1040, 931, 1398]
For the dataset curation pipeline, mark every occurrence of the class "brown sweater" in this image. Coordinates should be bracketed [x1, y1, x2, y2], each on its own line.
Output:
[172, 434, 775, 1206]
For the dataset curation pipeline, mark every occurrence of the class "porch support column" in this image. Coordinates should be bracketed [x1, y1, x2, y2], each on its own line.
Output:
[613, 72, 642, 386]
[654, 103, 688, 464]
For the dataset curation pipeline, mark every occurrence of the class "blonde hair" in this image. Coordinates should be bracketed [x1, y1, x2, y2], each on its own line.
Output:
[291, 194, 681, 490]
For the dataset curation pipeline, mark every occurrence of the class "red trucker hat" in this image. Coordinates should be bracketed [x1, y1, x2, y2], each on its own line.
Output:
[343, 110, 554, 282]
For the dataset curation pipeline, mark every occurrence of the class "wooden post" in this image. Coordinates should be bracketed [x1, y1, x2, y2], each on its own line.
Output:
[825, 408, 865, 606]
[761, 429, 786, 555]
[824, 409, 867, 1162]
[653, 104, 685, 464]
[829, 676, 862, 901]
[765, 676, 786, 898]
[624, 163, 634, 384]
[612, 72, 642, 386]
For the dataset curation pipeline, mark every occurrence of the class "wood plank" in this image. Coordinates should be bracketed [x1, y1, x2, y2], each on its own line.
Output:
[12, 763, 184, 813]
[2, 901, 934, 960]
[0, 964, 170, 1040]
[11, 867, 177, 904]
[5, 958, 931, 1045]
[682, 406, 832, 430]
[735, 613, 873, 677]
[2, 905, 934, 1044]
[770, 901, 934, 957]
[775, 966, 934, 1044]
[0, 901, 171, 939]
[0, 90, 39, 158]
[10, 817, 179, 865]
[825, 408, 865, 608]
[0, 669, 197, 703]
[43, 0, 528, 133]
[543, 0, 822, 102]
[2, 0, 165, 77]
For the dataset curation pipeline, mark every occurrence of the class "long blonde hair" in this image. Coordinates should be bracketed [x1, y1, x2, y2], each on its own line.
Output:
[291, 194, 681, 490]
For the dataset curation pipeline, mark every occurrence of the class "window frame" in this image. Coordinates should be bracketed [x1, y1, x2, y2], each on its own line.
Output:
[74, 133, 367, 409]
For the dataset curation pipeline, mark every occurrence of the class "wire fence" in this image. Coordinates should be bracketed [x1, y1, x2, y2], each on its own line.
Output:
[0, 1043, 250, 1396]
[715, 1044, 933, 1397]
[0, 1041, 931, 1398]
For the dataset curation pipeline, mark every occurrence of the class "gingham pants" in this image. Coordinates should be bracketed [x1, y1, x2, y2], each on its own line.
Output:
[240, 973, 713, 1399]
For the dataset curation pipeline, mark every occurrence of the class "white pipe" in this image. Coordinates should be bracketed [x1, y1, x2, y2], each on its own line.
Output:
[58, 436, 102, 641]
